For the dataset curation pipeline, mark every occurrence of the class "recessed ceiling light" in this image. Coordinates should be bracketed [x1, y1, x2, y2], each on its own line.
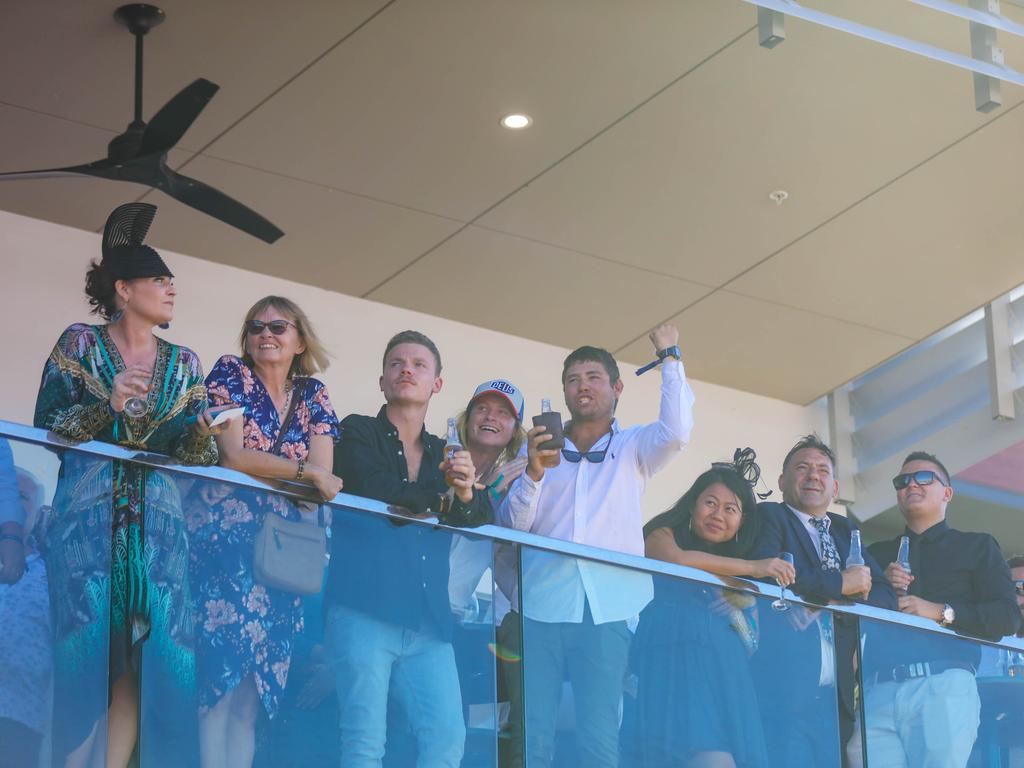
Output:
[500, 113, 532, 129]
[768, 189, 789, 206]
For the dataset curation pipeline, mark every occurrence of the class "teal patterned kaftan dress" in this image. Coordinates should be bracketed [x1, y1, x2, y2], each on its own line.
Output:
[33, 323, 217, 762]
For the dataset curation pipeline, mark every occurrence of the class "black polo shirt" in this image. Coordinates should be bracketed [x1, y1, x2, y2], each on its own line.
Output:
[864, 521, 1018, 673]
[324, 407, 492, 639]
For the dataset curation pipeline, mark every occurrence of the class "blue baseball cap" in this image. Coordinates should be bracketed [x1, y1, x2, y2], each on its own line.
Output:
[469, 379, 525, 422]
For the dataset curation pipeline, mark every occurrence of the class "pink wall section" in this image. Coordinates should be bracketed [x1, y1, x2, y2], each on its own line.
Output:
[958, 441, 1024, 495]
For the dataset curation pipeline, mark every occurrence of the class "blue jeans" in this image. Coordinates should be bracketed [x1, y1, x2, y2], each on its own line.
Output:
[499, 607, 631, 768]
[325, 604, 466, 768]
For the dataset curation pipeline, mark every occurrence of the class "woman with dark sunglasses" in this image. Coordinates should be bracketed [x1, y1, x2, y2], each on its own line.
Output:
[624, 454, 793, 768]
[33, 203, 226, 768]
[189, 295, 342, 768]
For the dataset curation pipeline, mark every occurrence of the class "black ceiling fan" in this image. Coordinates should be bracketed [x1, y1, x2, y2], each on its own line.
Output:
[0, 3, 284, 244]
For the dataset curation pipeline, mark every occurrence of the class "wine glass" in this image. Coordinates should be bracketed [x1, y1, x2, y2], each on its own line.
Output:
[122, 373, 152, 418]
[123, 395, 148, 418]
[771, 551, 795, 612]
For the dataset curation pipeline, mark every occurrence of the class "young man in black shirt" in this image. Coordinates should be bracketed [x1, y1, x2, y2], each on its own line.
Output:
[848, 451, 1019, 768]
[324, 331, 491, 768]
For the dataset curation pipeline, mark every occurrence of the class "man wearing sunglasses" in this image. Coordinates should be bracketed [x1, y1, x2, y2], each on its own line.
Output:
[848, 451, 1019, 768]
[495, 323, 695, 768]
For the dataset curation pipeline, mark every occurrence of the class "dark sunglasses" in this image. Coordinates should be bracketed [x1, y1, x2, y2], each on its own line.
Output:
[1014, 579, 1024, 597]
[892, 470, 949, 491]
[563, 431, 614, 464]
[247, 319, 296, 336]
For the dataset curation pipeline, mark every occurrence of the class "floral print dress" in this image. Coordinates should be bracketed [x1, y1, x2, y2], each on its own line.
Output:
[188, 355, 339, 717]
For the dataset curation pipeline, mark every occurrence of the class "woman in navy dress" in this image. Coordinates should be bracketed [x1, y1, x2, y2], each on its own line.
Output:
[627, 452, 796, 768]
[187, 296, 342, 768]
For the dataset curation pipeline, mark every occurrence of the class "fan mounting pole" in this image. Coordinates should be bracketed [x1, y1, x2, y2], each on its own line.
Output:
[113, 4, 165, 127]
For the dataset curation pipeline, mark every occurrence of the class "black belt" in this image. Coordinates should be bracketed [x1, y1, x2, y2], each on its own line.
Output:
[871, 660, 975, 684]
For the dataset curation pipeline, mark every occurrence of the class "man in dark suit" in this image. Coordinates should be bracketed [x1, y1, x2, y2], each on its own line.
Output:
[750, 434, 896, 766]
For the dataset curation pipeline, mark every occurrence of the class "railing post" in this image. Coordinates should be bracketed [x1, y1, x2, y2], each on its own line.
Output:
[758, 6, 786, 48]
[828, 384, 858, 507]
[984, 293, 1016, 421]
[969, 0, 1004, 112]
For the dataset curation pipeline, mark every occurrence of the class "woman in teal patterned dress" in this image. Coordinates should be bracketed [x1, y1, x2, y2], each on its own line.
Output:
[33, 204, 226, 768]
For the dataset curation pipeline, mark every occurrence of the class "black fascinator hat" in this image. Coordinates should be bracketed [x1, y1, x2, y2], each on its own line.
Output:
[101, 203, 173, 280]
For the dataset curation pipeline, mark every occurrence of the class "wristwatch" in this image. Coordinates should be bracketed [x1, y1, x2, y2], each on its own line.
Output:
[939, 603, 955, 627]
[656, 345, 682, 361]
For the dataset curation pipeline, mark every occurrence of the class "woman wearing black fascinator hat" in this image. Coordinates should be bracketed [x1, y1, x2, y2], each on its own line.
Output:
[624, 449, 795, 768]
[33, 203, 230, 768]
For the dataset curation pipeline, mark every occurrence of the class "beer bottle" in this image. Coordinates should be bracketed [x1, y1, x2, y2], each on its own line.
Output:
[445, 417, 464, 486]
[896, 535, 912, 597]
[539, 399, 561, 468]
[847, 529, 868, 600]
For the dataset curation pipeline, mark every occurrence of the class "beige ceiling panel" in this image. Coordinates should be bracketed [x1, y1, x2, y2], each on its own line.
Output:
[0, 104, 190, 231]
[727, 102, 1024, 339]
[615, 292, 912, 404]
[366, 225, 711, 352]
[140, 154, 461, 297]
[203, 0, 755, 220]
[0, 0, 390, 150]
[478, 4, 1024, 287]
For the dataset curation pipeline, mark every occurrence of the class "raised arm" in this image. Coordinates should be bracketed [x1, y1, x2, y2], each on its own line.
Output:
[634, 324, 696, 477]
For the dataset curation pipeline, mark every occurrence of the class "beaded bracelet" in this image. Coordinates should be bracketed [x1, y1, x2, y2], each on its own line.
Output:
[295, 458, 306, 481]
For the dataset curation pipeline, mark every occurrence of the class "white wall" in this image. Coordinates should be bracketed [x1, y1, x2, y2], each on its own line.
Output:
[0, 210, 826, 519]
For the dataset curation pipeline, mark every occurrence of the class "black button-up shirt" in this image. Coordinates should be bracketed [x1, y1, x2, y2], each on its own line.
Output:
[865, 520, 1019, 672]
[324, 407, 492, 639]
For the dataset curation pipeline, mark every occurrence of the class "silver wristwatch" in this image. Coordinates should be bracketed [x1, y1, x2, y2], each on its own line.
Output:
[939, 603, 955, 627]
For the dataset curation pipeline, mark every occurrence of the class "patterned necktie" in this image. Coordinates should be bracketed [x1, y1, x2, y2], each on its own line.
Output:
[811, 516, 842, 572]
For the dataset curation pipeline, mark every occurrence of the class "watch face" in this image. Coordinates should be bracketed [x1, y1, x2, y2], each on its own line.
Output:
[942, 605, 954, 624]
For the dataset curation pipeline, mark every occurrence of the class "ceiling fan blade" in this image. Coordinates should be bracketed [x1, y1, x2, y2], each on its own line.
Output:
[141, 78, 219, 156]
[158, 167, 284, 244]
[0, 159, 120, 181]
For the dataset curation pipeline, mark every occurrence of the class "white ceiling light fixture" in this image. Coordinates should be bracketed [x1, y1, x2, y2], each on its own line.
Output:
[500, 113, 532, 129]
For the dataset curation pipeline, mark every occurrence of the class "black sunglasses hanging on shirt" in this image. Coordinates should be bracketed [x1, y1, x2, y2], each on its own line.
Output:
[562, 431, 615, 463]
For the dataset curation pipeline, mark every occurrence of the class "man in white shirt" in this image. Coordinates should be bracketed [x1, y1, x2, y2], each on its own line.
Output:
[496, 324, 694, 768]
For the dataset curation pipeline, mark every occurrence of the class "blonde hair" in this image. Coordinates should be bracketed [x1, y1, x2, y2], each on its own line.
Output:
[456, 407, 527, 473]
[239, 296, 330, 376]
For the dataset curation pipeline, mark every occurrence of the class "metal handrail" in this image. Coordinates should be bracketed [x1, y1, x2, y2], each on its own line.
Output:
[4, 419, 1022, 651]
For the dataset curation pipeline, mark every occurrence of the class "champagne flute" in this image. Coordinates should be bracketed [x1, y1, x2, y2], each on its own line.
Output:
[771, 551, 795, 612]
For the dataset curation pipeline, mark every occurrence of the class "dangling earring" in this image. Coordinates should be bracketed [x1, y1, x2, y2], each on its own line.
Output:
[110, 309, 124, 323]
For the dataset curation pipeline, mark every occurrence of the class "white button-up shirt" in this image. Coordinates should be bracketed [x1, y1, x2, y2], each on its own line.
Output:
[497, 360, 695, 625]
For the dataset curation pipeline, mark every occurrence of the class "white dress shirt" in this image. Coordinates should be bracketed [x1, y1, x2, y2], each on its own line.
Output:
[786, 504, 837, 686]
[498, 360, 695, 625]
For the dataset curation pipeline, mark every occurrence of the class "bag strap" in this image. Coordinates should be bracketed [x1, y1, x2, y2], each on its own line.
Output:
[271, 377, 306, 456]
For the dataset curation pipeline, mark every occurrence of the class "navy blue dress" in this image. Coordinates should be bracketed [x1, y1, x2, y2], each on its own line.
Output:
[626, 533, 769, 768]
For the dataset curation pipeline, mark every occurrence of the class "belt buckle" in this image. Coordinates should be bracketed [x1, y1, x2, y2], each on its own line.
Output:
[893, 662, 930, 682]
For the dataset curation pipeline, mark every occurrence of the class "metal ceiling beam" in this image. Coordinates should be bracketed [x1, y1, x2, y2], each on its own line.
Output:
[743, 0, 1024, 112]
